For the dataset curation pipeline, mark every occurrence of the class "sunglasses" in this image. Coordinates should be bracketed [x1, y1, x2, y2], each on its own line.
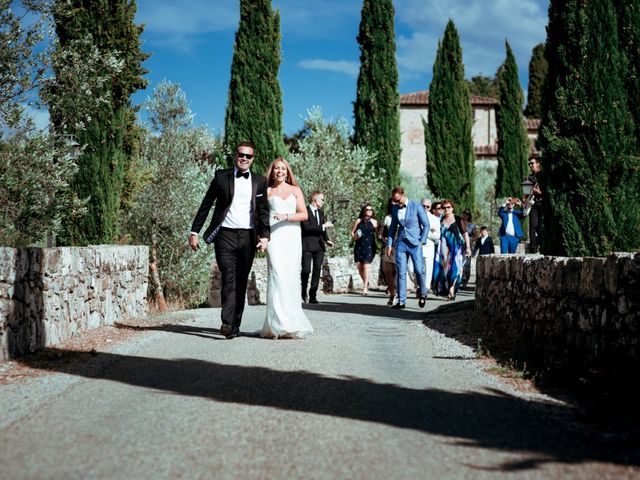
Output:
[423, 205, 431, 209]
[365, 208, 373, 211]
[237, 153, 254, 160]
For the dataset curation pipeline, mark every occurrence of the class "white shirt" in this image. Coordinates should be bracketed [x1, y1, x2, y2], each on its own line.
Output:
[309, 205, 323, 230]
[221, 169, 253, 229]
[505, 212, 515, 237]
[481, 236, 488, 245]
[397, 205, 407, 221]
[426, 212, 441, 243]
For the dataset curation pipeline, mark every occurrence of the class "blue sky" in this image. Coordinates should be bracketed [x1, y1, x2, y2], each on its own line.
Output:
[133, 0, 549, 135]
[29, 0, 549, 135]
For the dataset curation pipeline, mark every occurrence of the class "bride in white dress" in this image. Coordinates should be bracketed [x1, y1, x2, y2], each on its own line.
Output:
[261, 158, 314, 339]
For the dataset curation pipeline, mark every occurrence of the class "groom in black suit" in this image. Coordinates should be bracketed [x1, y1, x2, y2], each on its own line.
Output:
[189, 142, 270, 338]
[301, 191, 333, 304]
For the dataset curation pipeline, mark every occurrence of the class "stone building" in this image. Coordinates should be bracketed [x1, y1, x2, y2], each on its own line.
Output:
[399, 89, 540, 179]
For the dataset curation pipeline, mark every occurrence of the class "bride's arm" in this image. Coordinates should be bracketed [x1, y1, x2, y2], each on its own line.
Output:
[283, 187, 308, 222]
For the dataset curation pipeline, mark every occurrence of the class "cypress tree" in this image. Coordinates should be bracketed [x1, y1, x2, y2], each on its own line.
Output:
[52, 0, 148, 245]
[524, 43, 548, 118]
[615, 1, 640, 147]
[495, 41, 530, 199]
[353, 0, 401, 191]
[424, 20, 475, 211]
[224, 0, 285, 173]
[539, 0, 639, 256]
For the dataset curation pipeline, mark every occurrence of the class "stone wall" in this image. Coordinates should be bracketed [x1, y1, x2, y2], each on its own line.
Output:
[207, 255, 420, 307]
[475, 253, 639, 378]
[0, 246, 148, 361]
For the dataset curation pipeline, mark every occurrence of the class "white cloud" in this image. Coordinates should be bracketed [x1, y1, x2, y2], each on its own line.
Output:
[297, 59, 359, 77]
[136, 0, 238, 51]
[394, 0, 549, 83]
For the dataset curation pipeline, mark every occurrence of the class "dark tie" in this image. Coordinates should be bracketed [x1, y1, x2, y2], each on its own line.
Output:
[236, 170, 249, 179]
[315, 209, 320, 225]
[398, 204, 406, 209]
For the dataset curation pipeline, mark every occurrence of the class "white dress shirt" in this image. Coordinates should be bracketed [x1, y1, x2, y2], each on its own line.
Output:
[221, 169, 253, 229]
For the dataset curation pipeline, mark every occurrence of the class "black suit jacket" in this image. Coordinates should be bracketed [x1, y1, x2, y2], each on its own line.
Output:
[473, 236, 495, 256]
[190, 168, 270, 244]
[301, 206, 329, 252]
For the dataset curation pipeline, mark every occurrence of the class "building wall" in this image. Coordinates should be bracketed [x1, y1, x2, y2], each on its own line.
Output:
[400, 104, 498, 178]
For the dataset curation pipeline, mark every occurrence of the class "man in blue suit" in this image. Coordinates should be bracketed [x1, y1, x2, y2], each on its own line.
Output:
[497, 197, 525, 253]
[386, 186, 430, 309]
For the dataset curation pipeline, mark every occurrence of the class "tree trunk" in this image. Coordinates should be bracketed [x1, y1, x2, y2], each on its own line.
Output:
[149, 234, 168, 312]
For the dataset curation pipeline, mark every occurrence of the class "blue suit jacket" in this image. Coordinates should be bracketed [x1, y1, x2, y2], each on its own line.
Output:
[386, 200, 430, 248]
[497, 207, 525, 238]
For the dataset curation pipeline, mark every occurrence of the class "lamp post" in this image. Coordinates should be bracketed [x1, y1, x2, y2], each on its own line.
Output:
[521, 177, 535, 197]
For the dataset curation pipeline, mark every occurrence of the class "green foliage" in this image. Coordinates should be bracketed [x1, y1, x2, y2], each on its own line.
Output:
[466, 75, 499, 99]
[524, 43, 548, 118]
[353, 0, 401, 191]
[288, 108, 387, 257]
[0, 132, 86, 246]
[495, 41, 530, 199]
[58, 109, 128, 245]
[224, 0, 285, 173]
[474, 160, 499, 238]
[51, 0, 149, 245]
[424, 20, 475, 212]
[615, 1, 640, 148]
[124, 82, 219, 306]
[0, 0, 46, 131]
[539, 0, 640, 256]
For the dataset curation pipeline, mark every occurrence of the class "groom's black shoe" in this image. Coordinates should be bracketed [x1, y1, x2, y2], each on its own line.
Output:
[391, 303, 406, 309]
[309, 297, 319, 304]
[419, 295, 427, 308]
[220, 324, 236, 339]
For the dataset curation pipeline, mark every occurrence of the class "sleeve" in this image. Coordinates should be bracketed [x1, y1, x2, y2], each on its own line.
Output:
[256, 177, 271, 240]
[190, 172, 219, 234]
[387, 210, 398, 248]
[417, 203, 430, 244]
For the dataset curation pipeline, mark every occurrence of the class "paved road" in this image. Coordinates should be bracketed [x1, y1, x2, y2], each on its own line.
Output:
[1, 291, 638, 479]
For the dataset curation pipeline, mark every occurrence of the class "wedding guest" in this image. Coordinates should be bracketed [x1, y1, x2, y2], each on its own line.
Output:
[524, 154, 543, 253]
[421, 198, 441, 298]
[351, 203, 378, 295]
[377, 198, 397, 305]
[461, 208, 477, 287]
[433, 199, 470, 301]
[472, 226, 495, 256]
[385, 187, 430, 309]
[497, 197, 525, 254]
[301, 191, 334, 304]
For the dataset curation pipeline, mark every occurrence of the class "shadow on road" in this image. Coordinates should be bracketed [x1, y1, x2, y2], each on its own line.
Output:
[16, 347, 640, 472]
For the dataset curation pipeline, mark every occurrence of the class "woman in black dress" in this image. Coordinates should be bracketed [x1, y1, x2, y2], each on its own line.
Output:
[351, 203, 378, 295]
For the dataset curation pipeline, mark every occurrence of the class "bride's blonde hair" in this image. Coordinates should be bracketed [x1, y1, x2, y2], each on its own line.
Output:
[266, 157, 299, 187]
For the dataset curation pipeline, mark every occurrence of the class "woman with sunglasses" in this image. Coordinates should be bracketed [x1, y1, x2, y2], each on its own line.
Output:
[432, 199, 470, 301]
[351, 203, 378, 295]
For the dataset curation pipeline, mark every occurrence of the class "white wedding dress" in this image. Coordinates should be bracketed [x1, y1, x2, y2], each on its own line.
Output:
[261, 195, 314, 339]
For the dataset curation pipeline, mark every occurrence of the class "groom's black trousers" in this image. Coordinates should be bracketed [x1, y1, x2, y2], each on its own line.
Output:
[214, 228, 256, 329]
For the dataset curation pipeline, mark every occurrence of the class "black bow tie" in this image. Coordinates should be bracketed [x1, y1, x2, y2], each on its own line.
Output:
[236, 170, 249, 179]
[398, 204, 406, 209]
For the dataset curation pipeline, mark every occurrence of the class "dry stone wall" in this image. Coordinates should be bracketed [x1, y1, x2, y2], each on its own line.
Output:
[475, 253, 639, 378]
[0, 246, 148, 361]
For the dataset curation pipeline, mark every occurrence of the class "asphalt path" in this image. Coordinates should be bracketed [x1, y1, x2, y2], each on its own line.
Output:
[1, 291, 638, 479]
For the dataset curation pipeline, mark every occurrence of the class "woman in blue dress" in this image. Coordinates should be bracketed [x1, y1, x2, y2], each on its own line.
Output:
[351, 203, 378, 295]
[433, 199, 471, 300]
